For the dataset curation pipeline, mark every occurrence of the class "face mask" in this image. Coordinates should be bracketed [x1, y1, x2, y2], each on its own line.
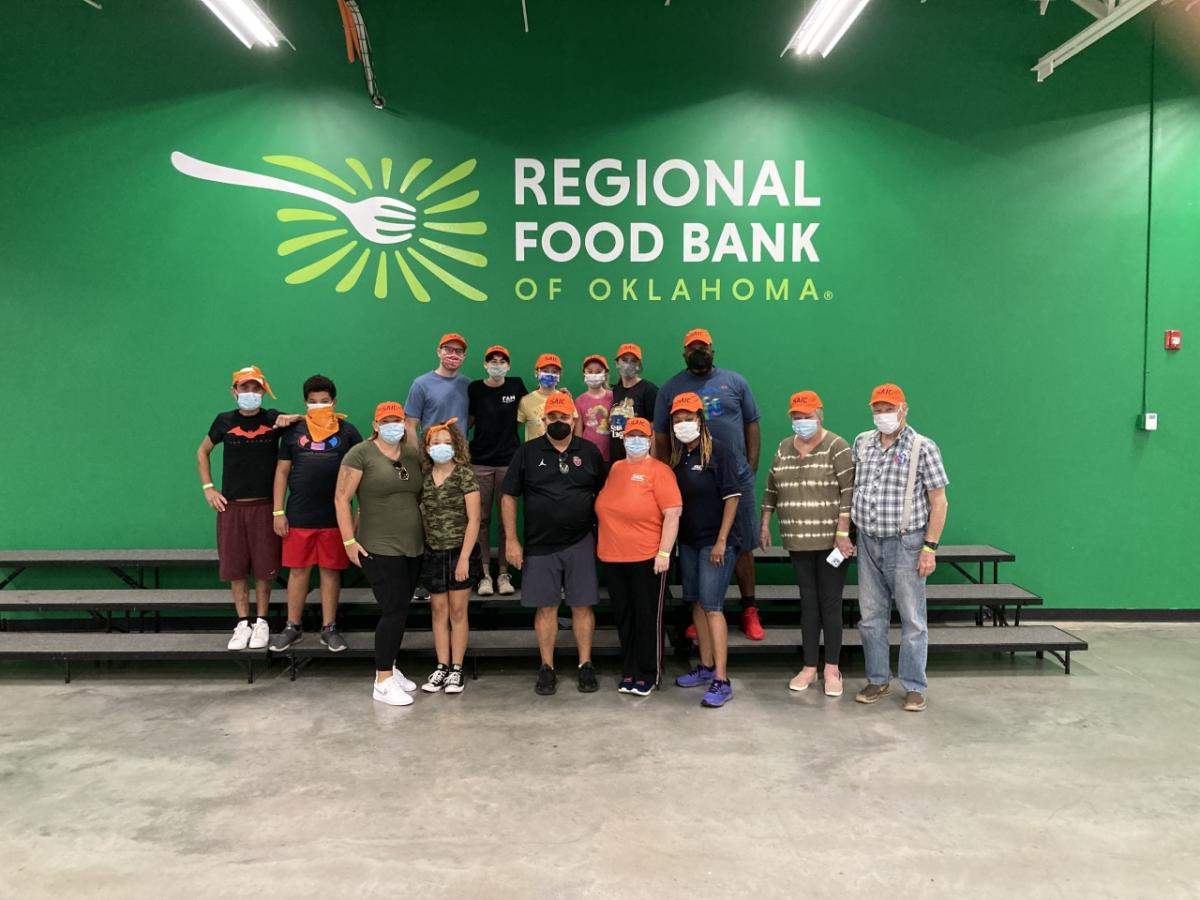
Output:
[583, 372, 607, 388]
[617, 362, 639, 379]
[378, 423, 405, 444]
[546, 420, 572, 440]
[625, 436, 651, 457]
[686, 349, 713, 374]
[428, 443, 455, 464]
[485, 363, 509, 378]
[236, 392, 263, 411]
[537, 371, 560, 388]
[874, 412, 901, 435]
[792, 418, 819, 439]
[673, 421, 701, 443]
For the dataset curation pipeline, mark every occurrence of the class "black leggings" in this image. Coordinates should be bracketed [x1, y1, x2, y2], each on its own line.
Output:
[789, 549, 848, 667]
[607, 559, 668, 682]
[361, 552, 422, 671]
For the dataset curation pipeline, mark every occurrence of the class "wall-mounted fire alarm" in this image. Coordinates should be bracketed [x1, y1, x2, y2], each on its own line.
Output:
[1164, 330, 1182, 350]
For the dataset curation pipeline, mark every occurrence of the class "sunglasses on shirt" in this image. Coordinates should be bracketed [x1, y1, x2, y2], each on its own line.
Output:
[392, 458, 411, 481]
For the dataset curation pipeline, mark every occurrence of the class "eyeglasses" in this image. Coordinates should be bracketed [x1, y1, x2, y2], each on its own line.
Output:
[440, 348, 465, 358]
[393, 458, 411, 481]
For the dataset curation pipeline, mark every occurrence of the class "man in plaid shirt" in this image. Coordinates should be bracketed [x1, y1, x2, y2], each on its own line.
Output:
[850, 384, 949, 712]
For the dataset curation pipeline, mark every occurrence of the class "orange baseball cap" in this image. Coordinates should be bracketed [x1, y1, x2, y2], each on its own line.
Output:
[535, 352, 563, 370]
[870, 383, 906, 405]
[582, 354, 609, 370]
[683, 328, 712, 347]
[671, 392, 704, 414]
[616, 342, 642, 360]
[439, 332, 467, 350]
[231, 365, 276, 399]
[789, 390, 822, 414]
[624, 416, 652, 436]
[542, 391, 576, 417]
[484, 344, 510, 361]
[374, 401, 405, 422]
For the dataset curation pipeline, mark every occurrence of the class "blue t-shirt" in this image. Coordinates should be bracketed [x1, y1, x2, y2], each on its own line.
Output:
[653, 366, 760, 482]
[405, 370, 470, 436]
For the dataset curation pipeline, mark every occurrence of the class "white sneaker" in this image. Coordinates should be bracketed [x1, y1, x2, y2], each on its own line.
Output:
[497, 573, 515, 595]
[227, 621, 252, 651]
[391, 667, 417, 691]
[444, 668, 465, 694]
[477, 575, 494, 596]
[373, 677, 414, 706]
[248, 618, 270, 650]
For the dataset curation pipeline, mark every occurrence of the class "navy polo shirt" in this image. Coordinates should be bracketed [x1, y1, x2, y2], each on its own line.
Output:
[672, 439, 743, 548]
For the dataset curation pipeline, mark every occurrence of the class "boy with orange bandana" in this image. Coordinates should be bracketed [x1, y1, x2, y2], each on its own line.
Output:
[269, 374, 363, 653]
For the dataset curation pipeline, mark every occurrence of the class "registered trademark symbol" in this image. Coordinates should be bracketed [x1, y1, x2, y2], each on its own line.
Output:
[824, 290, 833, 300]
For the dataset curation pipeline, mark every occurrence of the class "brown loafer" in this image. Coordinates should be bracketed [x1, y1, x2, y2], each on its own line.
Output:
[903, 691, 927, 712]
[855, 681, 890, 704]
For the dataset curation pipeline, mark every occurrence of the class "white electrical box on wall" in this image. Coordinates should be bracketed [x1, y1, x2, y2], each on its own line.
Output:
[1141, 413, 1158, 431]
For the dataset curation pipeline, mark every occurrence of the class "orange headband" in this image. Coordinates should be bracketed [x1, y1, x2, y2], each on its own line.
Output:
[425, 417, 459, 438]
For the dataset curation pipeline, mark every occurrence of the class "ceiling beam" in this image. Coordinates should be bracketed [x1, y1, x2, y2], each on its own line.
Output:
[1034, 0, 1160, 81]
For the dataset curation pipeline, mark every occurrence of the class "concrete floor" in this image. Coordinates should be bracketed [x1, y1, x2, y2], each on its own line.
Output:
[1, 622, 1198, 899]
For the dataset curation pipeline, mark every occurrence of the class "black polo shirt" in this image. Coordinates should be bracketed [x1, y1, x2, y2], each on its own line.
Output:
[501, 435, 606, 555]
[673, 439, 743, 548]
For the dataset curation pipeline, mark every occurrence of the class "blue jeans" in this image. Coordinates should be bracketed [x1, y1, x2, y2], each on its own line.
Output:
[679, 543, 738, 612]
[856, 531, 928, 692]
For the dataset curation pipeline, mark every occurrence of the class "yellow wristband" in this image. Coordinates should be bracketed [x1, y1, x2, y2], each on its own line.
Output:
[835, 531, 850, 537]
[656, 550, 671, 559]
[272, 510, 285, 517]
[920, 546, 936, 554]
[201, 483, 214, 490]
[343, 538, 357, 547]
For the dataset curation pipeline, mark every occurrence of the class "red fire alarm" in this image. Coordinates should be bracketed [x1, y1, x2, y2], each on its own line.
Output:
[1165, 330, 1182, 350]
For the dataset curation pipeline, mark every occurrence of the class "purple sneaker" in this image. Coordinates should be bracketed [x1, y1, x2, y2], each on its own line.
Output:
[676, 664, 715, 688]
[701, 678, 733, 708]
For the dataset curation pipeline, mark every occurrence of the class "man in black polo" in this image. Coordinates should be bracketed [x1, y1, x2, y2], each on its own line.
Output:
[501, 391, 606, 695]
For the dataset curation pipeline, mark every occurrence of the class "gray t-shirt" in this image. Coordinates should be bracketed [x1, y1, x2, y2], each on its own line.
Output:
[405, 370, 470, 436]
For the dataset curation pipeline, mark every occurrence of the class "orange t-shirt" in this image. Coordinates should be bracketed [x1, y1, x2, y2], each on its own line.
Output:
[595, 456, 683, 563]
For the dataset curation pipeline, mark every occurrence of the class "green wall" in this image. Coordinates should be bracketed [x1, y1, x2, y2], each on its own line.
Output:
[2, 1, 1197, 608]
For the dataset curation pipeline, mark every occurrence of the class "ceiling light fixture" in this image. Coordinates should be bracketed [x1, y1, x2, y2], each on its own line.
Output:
[781, 0, 873, 58]
[198, 0, 293, 50]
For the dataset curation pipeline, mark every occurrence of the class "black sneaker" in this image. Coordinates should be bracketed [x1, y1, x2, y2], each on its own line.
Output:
[268, 623, 302, 652]
[577, 661, 599, 693]
[319, 625, 347, 653]
[535, 664, 557, 695]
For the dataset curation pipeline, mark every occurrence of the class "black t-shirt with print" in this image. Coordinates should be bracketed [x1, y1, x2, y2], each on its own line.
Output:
[608, 379, 659, 462]
[278, 421, 363, 528]
[468, 376, 528, 467]
[207, 409, 282, 500]
[500, 435, 607, 555]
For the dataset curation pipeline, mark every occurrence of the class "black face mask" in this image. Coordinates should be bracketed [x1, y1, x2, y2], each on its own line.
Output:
[546, 421, 572, 440]
[686, 350, 714, 374]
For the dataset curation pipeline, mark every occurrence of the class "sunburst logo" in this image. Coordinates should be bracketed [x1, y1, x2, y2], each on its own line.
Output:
[171, 151, 487, 302]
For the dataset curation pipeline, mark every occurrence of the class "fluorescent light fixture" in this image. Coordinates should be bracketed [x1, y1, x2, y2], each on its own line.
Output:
[781, 0, 873, 58]
[198, 0, 293, 49]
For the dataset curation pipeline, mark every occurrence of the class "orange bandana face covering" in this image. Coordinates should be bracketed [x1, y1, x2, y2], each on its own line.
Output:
[305, 405, 345, 442]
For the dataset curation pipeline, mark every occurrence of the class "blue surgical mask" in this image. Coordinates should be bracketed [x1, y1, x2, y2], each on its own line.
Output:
[625, 436, 651, 457]
[537, 371, 560, 388]
[236, 392, 263, 411]
[428, 443, 455, 464]
[791, 418, 818, 438]
[378, 423, 405, 444]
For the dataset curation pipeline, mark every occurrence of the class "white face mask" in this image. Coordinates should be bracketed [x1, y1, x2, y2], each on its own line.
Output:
[873, 412, 901, 435]
[673, 421, 701, 444]
[236, 392, 263, 411]
[485, 362, 510, 378]
[378, 422, 405, 444]
[428, 443, 455, 464]
[624, 436, 651, 457]
[584, 372, 607, 388]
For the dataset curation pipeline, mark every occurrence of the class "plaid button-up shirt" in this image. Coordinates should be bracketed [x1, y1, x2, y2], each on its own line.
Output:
[851, 426, 949, 538]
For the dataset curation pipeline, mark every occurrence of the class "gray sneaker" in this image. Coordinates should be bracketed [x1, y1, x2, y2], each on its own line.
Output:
[320, 625, 348, 653]
[268, 623, 303, 652]
[855, 681, 891, 704]
[903, 691, 927, 712]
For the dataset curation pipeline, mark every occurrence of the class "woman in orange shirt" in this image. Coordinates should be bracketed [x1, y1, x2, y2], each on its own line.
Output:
[594, 417, 682, 696]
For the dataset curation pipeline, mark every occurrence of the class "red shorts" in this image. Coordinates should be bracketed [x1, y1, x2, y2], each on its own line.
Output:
[282, 527, 350, 570]
[216, 499, 281, 582]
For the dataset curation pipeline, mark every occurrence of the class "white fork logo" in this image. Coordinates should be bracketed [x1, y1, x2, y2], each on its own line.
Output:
[170, 151, 416, 245]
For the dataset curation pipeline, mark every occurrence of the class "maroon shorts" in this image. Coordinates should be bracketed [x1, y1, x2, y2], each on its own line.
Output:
[216, 499, 282, 582]
[282, 527, 350, 570]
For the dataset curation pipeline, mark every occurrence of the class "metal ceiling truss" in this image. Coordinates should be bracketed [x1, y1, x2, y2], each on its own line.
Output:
[1034, 0, 1193, 81]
